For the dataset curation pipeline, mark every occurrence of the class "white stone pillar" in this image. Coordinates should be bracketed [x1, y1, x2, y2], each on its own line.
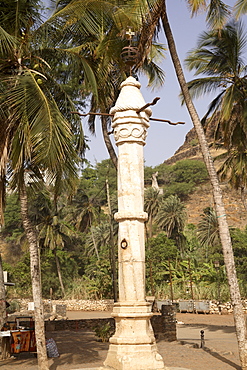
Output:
[102, 77, 167, 370]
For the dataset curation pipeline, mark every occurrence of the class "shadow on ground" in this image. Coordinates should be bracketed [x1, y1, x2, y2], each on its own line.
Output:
[1, 323, 242, 370]
[203, 347, 241, 370]
[48, 331, 108, 370]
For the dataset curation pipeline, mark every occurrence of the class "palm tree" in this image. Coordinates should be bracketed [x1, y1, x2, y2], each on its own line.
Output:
[68, 188, 101, 258]
[155, 194, 187, 256]
[197, 207, 221, 256]
[144, 187, 162, 239]
[85, 223, 111, 256]
[184, 20, 247, 214]
[47, 0, 165, 168]
[0, 1, 87, 367]
[217, 149, 247, 211]
[158, 1, 247, 367]
[156, 195, 186, 237]
[28, 189, 72, 296]
[18, 179, 49, 369]
[39, 206, 75, 297]
[184, 20, 247, 153]
[13, 122, 79, 370]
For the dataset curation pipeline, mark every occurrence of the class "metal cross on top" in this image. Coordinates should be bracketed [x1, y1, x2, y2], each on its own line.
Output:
[71, 27, 185, 126]
[121, 27, 139, 73]
[125, 27, 135, 40]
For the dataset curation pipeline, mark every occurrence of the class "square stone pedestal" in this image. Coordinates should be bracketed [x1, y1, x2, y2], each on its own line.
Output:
[102, 343, 168, 370]
[100, 302, 167, 370]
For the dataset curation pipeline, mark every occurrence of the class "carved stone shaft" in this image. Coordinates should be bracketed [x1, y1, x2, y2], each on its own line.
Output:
[102, 77, 167, 370]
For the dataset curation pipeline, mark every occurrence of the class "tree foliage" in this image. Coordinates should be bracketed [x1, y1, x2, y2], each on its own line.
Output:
[145, 159, 209, 200]
[1, 155, 247, 302]
[185, 20, 247, 154]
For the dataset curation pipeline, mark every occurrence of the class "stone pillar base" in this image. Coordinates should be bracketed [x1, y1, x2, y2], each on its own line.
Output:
[102, 343, 167, 370]
[100, 302, 166, 370]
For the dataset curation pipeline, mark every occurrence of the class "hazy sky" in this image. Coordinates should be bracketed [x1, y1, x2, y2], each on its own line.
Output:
[43, 1, 244, 167]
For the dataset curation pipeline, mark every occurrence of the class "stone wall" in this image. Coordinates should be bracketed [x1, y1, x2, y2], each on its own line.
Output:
[45, 310, 177, 342]
[10, 298, 247, 315]
[14, 299, 114, 312]
[45, 317, 115, 333]
[153, 305, 176, 341]
[8, 299, 177, 342]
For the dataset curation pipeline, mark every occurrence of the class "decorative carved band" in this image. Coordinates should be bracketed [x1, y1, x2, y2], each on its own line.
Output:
[114, 211, 148, 222]
[111, 112, 150, 127]
[114, 124, 147, 143]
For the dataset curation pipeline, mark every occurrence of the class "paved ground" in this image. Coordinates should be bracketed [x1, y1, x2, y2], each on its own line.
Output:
[0, 312, 242, 370]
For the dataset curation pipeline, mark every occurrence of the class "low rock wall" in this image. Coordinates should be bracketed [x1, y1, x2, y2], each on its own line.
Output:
[14, 299, 114, 312]
[10, 298, 247, 315]
[45, 312, 177, 342]
[8, 300, 177, 342]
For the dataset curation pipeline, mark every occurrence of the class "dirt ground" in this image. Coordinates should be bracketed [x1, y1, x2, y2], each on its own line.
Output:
[0, 312, 242, 370]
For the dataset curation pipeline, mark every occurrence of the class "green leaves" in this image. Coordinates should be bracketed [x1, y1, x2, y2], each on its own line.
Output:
[185, 0, 231, 29]
[206, 0, 231, 29]
[185, 21, 247, 77]
[3, 72, 78, 180]
[185, 20, 247, 152]
[0, 26, 18, 57]
[234, 0, 247, 19]
[217, 150, 247, 191]
[198, 207, 220, 250]
[156, 195, 187, 238]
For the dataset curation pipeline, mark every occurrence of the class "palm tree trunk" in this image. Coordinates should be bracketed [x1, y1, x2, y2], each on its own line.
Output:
[90, 226, 100, 260]
[0, 125, 8, 226]
[0, 253, 7, 360]
[0, 253, 6, 331]
[54, 250, 66, 297]
[240, 186, 247, 212]
[161, 2, 247, 369]
[106, 179, 118, 302]
[19, 183, 49, 370]
[149, 259, 155, 296]
[149, 214, 153, 239]
[101, 116, 118, 169]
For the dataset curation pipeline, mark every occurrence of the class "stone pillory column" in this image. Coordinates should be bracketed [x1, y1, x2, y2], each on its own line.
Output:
[102, 76, 167, 370]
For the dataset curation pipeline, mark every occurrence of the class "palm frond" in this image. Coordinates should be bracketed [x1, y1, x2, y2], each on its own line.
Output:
[202, 91, 224, 121]
[185, 77, 224, 100]
[0, 0, 42, 36]
[185, 21, 247, 76]
[155, 195, 186, 238]
[184, 20, 247, 152]
[186, 0, 207, 15]
[3, 72, 79, 181]
[216, 150, 247, 189]
[45, 0, 118, 38]
[234, 0, 247, 18]
[197, 207, 220, 248]
[206, 0, 231, 29]
[0, 26, 18, 57]
[41, 46, 98, 100]
[141, 60, 165, 89]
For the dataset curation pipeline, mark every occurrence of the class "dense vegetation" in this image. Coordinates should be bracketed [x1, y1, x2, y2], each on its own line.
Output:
[2, 158, 247, 302]
[1, 1, 247, 368]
